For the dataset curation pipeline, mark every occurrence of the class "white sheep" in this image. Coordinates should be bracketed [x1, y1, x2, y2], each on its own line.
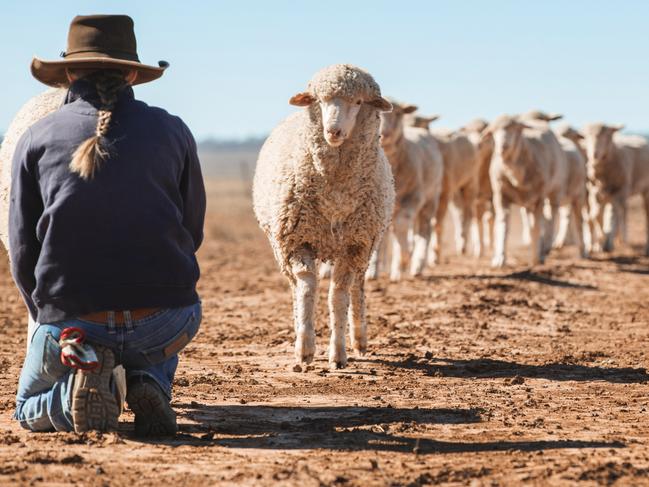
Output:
[459, 118, 494, 254]
[518, 112, 588, 256]
[371, 100, 443, 281]
[0, 89, 66, 348]
[252, 64, 394, 369]
[581, 123, 649, 254]
[485, 114, 565, 267]
[427, 128, 480, 262]
[552, 130, 588, 255]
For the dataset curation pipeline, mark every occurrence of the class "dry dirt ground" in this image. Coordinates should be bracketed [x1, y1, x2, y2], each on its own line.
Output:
[1, 179, 649, 486]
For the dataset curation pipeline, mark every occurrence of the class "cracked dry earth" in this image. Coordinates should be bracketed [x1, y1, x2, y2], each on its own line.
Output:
[1, 179, 649, 486]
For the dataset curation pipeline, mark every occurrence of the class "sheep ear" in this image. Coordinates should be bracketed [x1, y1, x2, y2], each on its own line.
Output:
[609, 124, 624, 132]
[517, 122, 532, 130]
[368, 97, 392, 112]
[289, 92, 315, 107]
[479, 125, 493, 142]
[547, 113, 563, 122]
[402, 105, 418, 114]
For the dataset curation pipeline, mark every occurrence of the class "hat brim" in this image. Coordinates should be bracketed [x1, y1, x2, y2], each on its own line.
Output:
[31, 56, 168, 87]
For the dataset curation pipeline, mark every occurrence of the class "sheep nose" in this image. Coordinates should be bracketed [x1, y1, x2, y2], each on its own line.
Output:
[327, 128, 342, 139]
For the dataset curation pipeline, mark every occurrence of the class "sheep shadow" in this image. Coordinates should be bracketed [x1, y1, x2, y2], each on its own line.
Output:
[421, 269, 596, 290]
[590, 253, 649, 275]
[127, 404, 623, 454]
[367, 356, 648, 384]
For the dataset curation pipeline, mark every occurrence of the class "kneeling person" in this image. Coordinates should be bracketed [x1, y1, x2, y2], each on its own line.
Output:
[11, 14, 206, 436]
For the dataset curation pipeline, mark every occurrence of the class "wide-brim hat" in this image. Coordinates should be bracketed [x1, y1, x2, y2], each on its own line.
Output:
[31, 14, 168, 87]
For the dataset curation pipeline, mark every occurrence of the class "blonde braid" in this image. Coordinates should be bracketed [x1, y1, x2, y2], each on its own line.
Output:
[70, 70, 127, 180]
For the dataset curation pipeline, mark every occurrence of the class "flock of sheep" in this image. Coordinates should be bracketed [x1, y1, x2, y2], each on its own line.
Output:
[252, 64, 649, 369]
[0, 64, 647, 370]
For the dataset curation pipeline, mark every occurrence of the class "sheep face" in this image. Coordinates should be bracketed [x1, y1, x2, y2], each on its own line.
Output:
[557, 126, 584, 145]
[317, 97, 364, 147]
[582, 123, 624, 165]
[379, 102, 417, 148]
[289, 64, 392, 148]
[488, 117, 529, 162]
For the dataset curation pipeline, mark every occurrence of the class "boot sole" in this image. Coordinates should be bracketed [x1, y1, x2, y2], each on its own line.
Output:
[71, 347, 119, 433]
[127, 381, 177, 437]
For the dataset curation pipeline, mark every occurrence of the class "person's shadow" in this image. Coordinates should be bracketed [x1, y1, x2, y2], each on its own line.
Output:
[125, 404, 624, 454]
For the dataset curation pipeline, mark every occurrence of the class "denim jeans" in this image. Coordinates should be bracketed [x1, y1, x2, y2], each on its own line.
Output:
[15, 302, 201, 432]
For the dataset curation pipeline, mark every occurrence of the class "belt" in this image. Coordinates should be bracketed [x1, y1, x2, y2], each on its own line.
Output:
[79, 308, 161, 325]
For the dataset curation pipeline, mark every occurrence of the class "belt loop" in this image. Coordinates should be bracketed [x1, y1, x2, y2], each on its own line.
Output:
[107, 311, 117, 335]
[124, 310, 134, 334]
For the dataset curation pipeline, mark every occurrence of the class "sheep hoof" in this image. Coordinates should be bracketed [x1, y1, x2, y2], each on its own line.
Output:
[329, 349, 348, 369]
[329, 360, 347, 370]
[352, 341, 367, 356]
[491, 255, 506, 268]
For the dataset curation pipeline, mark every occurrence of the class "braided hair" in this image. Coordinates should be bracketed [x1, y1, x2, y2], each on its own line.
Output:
[69, 70, 128, 180]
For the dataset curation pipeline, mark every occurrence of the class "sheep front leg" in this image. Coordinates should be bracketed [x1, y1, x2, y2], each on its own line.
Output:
[349, 271, 367, 355]
[491, 191, 510, 268]
[527, 203, 545, 265]
[602, 201, 616, 252]
[542, 198, 558, 257]
[617, 198, 629, 245]
[328, 263, 353, 369]
[520, 207, 532, 245]
[289, 250, 317, 364]
[391, 209, 414, 282]
[411, 199, 437, 276]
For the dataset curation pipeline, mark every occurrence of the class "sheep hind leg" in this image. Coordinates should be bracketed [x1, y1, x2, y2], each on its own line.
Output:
[349, 271, 367, 356]
[328, 263, 353, 369]
[390, 210, 413, 282]
[491, 193, 509, 268]
[290, 250, 317, 364]
[366, 231, 388, 280]
[528, 204, 545, 266]
[428, 191, 449, 266]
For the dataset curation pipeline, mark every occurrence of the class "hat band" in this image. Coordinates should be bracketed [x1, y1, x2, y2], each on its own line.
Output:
[62, 48, 140, 62]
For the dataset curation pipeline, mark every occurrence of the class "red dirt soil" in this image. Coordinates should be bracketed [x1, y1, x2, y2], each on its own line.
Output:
[1, 179, 649, 486]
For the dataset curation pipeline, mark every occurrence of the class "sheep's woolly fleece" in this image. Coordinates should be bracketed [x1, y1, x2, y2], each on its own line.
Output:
[253, 64, 394, 279]
[0, 89, 66, 251]
[306, 64, 383, 102]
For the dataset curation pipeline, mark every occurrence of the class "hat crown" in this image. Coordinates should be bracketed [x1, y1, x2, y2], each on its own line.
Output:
[65, 14, 139, 62]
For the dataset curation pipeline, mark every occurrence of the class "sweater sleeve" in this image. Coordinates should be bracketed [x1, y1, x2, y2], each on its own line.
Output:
[9, 129, 43, 320]
[179, 123, 206, 252]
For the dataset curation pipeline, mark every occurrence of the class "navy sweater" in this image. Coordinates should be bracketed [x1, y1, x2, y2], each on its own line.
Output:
[9, 80, 206, 323]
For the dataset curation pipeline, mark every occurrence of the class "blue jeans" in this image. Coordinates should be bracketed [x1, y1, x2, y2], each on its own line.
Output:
[14, 302, 202, 432]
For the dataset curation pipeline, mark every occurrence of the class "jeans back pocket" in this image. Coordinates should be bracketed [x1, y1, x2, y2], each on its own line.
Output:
[141, 309, 201, 366]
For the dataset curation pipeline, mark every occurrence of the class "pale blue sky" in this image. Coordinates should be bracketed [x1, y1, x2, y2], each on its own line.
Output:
[1, 1, 647, 139]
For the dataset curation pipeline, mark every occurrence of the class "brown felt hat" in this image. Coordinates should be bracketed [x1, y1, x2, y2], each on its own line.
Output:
[31, 14, 168, 87]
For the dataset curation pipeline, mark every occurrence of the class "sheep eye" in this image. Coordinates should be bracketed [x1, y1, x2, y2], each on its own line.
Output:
[356, 100, 362, 105]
